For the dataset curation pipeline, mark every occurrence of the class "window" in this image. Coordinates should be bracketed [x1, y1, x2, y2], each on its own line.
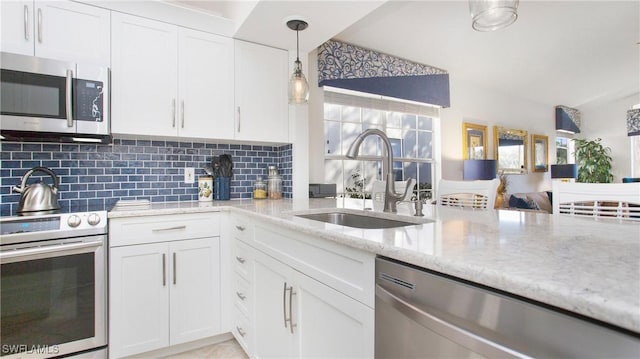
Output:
[555, 135, 575, 164]
[324, 91, 439, 200]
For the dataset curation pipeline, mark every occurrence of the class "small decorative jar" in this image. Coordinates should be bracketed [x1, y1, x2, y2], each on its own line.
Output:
[253, 179, 267, 199]
[198, 176, 213, 201]
[267, 165, 282, 200]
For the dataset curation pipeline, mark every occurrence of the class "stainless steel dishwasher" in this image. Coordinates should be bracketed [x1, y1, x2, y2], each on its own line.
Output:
[375, 257, 640, 358]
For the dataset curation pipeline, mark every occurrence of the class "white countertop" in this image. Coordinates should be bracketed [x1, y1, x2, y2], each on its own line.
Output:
[109, 198, 640, 333]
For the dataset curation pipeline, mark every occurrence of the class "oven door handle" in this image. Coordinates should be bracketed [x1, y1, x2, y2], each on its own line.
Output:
[0, 240, 103, 264]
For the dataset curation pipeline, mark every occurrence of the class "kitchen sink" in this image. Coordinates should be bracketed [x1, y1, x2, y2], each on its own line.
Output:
[295, 211, 422, 229]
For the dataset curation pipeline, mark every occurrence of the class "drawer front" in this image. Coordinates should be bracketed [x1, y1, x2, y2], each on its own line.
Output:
[109, 213, 220, 247]
[233, 274, 251, 317]
[233, 310, 252, 356]
[233, 238, 253, 280]
[253, 222, 375, 308]
[231, 215, 253, 242]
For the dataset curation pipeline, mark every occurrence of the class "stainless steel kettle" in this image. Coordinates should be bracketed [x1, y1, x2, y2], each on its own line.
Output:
[13, 166, 61, 215]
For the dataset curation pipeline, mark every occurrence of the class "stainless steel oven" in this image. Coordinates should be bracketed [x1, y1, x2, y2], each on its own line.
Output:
[0, 211, 108, 359]
[0, 52, 110, 142]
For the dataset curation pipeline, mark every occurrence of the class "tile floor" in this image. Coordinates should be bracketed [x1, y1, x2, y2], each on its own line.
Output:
[164, 339, 248, 359]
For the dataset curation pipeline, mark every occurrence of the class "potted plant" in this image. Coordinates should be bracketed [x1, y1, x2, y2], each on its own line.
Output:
[574, 138, 613, 183]
[495, 174, 508, 208]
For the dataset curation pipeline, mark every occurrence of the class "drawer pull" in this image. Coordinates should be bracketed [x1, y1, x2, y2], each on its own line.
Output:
[173, 252, 177, 285]
[236, 292, 246, 300]
[152, 225, 186, 232]
[162, 253, 166, 286]
[235, 256, 246, 264]
[235, 225, 246, 231]
[236, 326, 246, 337]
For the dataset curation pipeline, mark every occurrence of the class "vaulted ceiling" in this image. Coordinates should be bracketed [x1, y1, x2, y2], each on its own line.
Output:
[174, 0, 639, 108]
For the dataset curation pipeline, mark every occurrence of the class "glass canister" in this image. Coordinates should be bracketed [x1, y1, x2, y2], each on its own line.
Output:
[253, 178, 267, 199]
[267, 165, 282, 200]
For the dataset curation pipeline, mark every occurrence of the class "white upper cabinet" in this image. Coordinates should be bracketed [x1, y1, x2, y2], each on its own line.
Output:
[111, 12, 178, 137]
[1, 1, 33, 55]
[177, 28, 234, 139]
[1, 0, 110, 66]
[234, 40, 289, 143]
[111, 12, 234, 139]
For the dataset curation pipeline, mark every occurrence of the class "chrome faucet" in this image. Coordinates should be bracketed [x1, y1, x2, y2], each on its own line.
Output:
[346, 129, 415, 213]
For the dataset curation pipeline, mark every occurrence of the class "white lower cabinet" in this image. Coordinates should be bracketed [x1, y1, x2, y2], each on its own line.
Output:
[252, 249, 374, 359]
[232, 216, 375, 359]
[109, 213, 222, 358]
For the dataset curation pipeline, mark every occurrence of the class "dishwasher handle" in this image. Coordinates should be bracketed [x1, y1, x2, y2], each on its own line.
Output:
[376, 284, 529, 359]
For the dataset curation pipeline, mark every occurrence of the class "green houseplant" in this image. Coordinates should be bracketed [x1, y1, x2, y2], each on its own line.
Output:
[574, 138, 613, 183]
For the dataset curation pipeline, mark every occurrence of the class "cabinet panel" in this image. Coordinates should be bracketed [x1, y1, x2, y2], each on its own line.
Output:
[110, 243, 169, 358]
[178, 28, 234, 139]
[1, 1, 33, 55]
[253, 250, 296, 359]
[295, 271, 374, 358]
[234, 40, 289, 143]
[108, 212, 220, 247]
[170, 237, 221, 345]
[34, 1, 110, 66]
[111, 12, 178, 136]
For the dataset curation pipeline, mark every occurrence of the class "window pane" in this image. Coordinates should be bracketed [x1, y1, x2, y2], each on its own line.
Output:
[418, 116, 432, 130]
[325, 103, 340, 121]
[387, 112, 401, 128]
[402, 130, 417, 158]
[363, 109, 383, 125]
[418, 163, 433, 200]
[325, 120, 341, 155]
[389, 137, 402, 158]
[403, 162, 417, 181]
[324, 159, 343, 192]
[360, 136, 381, 156]
[341, 122, 362, 155]
[418, 131, 433, 159]
[342, 106, 360, 123]
[402, 114, 416, 130]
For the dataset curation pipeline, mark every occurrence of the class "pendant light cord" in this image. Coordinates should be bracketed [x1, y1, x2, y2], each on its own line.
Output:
[296, 25, 300, 62]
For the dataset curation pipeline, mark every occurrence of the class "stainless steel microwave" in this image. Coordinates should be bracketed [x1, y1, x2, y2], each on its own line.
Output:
[0, 52, 110, 142]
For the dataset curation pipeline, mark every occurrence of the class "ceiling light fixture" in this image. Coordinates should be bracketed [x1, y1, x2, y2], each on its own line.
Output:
[286, 18, 309, 104]
[469, 0, 519, 32]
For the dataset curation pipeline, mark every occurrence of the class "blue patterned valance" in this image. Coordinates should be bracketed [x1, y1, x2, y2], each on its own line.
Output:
[628, 108, 640, 136]
[317, 40, 450, 107]
[555, 105, 581, 134]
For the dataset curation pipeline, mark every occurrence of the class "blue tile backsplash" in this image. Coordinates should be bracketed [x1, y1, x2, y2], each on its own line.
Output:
[0, 137, 293, 216]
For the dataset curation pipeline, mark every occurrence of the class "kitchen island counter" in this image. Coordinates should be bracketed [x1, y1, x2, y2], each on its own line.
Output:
[109, 198, 640, 334]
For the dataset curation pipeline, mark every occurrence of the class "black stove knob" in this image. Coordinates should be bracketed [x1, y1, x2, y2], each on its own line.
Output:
[67, 215, 81, 228]
[87, 213, 101, 226]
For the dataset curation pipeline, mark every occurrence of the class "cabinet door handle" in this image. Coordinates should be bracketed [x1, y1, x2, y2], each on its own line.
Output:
[172, 99, 176, 127]
[288, 285, 296, 334]
[173, 252, 177, 285]
[235, 225, 246, 231]
[24, 5, 29, 40]
[236, 326, 246, 337]
[65, 69, 73, 128]
[237, 106, 241, 132]
[283, 282, 288, 328]
[180, 100, 185, 128]
[37, 7, 42, 43]
[235, 256, 246, 264]
[236, 292, 246, 300]
[162, 253, 166, 286]
[152, 225, 186, 232]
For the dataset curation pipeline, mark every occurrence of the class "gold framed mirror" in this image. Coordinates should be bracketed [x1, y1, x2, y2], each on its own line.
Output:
[493, 126, 528, 174]
[531, 134, 549, 172]
[462, 122, 487, 160]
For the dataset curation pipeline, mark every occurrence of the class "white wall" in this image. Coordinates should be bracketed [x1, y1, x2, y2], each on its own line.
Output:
[440, 76, 554, 194]
[578, 92, 640, 182]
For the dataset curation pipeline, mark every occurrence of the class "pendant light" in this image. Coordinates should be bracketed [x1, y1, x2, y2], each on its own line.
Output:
[469, 0, 519, 32]
[286, 19, 309, 104]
